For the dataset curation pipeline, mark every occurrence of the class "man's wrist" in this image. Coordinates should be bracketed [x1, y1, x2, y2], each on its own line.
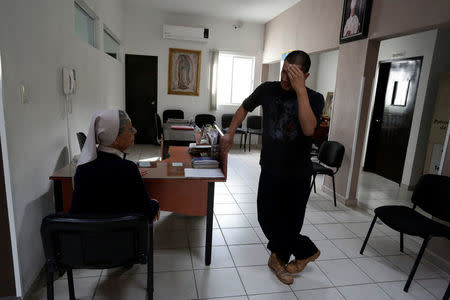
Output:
[296, 87, 308, 99]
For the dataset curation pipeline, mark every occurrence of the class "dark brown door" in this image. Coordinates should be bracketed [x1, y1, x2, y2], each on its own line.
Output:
[0, 141, 16, 297]
[364, 58, 422, 183]
[125, 54, 158, 144]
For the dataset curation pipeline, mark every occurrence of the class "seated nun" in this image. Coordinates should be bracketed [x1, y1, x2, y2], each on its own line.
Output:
[70, 109, 159, 221]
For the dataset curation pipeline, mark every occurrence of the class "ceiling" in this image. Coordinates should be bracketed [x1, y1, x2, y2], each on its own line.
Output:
[126, 0, 302, 24]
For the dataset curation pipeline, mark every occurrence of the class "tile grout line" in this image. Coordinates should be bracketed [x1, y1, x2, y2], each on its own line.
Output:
[221, 183, 251, 299]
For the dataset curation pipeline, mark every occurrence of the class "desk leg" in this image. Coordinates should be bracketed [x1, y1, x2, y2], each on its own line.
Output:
[53, 180, 63, 213]
[205, 182, 215, 265]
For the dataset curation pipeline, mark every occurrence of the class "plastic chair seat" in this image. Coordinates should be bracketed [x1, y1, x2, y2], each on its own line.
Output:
[375, 205, 450, 239]
[312, 162, 334, 176]
[248, 128, 262, 135]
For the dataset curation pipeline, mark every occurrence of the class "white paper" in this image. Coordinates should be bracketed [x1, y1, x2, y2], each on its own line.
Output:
[184, 168, 225, 178]
[172, 162, 183, 167]
[189, 143, 211, 149]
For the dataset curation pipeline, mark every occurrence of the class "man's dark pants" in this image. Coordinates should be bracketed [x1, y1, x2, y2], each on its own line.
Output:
[257, 168, 318, 264]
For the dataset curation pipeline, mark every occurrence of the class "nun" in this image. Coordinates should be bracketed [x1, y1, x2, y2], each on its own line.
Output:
[70, 109, 160, 221]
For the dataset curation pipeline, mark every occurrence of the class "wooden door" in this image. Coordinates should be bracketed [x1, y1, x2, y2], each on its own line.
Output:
[125, 54, 158, 144]
[364, 58, 422, 183]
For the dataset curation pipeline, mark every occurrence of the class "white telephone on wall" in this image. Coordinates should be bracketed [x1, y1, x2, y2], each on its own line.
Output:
[63, 67, 76, 95]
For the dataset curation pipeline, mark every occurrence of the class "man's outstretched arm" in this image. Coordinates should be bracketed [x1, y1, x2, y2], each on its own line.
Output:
[220, 105, 248, 154]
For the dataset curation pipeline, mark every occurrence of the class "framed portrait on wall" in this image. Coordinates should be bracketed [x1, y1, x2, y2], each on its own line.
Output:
[168, 48, 201, 96]
[339, 0, 373, 44]
[323, 92, 334, 117]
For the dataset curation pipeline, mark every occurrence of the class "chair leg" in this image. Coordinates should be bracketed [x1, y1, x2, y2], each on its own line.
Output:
[240, 133, 243, 149]
[67, 269, 76, 300]
[147, 225, 154, 300]
[46, 265, 54, 300]
[309, 174, 316, 193]
[400, 232, 404, 253]
[443, 281, 450, 300]
[244, 133, 247, 151]
[312, 174, 317, 193]
[248, 133, 252, 152]
[404, 237, 431, 292]
[332, 175, 337, 207]
[360, 215, 377, 254]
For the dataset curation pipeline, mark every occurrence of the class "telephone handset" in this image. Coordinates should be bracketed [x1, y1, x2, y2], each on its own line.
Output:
[63, 67, 76, 95]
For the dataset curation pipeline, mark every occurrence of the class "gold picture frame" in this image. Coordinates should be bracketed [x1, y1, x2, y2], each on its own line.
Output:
[168, 48, 202, 96]
[323, 92, 334, 117]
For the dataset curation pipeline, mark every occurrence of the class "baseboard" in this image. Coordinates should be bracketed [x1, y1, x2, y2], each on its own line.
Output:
[21, 265, 46, 300]
[320, 185, 356, 206]
[400, 183, 415, 191]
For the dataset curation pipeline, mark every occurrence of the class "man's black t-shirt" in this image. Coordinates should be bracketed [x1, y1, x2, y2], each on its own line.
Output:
[242, 81, 324, 178]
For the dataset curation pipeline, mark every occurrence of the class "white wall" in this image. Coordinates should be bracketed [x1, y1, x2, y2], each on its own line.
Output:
[123, 2, 265, 134]
[363, 30, 438, 187]
[0, 0, 124, 295]
[315, 50, 339, 97]
[267, 62, 280, 82]
[417, 27, 450, 178]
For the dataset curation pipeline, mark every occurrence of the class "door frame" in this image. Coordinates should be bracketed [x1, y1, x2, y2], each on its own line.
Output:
[361, 56, 423, 184]
[0, 51, 22, 297]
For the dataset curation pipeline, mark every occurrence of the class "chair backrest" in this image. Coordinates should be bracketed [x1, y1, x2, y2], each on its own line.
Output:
[411, 174, 450, 222]
[318, 141, 345, 168]
[221, 114, 233, 129]
[41, 214, 149, 269]
[163, 109, 184, 123]
[154, 113, 162, 140]
[195, 114, 216, 127]
[247, 116, 262, 130]
[76, 132, 87, 151]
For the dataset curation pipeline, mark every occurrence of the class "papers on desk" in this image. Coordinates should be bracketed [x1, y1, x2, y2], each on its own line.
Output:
[189, 143, 211, 149]
[184, 168, 225, 178]
[171, 125, 194, 131]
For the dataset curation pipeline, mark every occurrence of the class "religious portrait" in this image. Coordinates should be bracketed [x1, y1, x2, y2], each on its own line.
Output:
[168, 48, 201, 96]
[339, 0, 372, 44]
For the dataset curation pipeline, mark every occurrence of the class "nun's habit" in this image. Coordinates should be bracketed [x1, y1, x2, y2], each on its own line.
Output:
[70, 110, 159, 219]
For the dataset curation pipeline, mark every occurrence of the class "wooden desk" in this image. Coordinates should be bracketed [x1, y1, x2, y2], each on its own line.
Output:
[49, 146, 228, 265]
[162, 124, 196, 159]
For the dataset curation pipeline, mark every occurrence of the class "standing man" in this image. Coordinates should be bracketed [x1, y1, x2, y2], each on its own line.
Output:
[221, 51, 324, 284]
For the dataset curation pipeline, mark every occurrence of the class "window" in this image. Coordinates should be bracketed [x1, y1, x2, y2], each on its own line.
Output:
[74, 1, 95, 46]
[103, 28, 120, 60]
[217, 53, 255, 105]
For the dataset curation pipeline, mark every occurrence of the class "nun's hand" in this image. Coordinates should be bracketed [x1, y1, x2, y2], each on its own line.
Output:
[139, 169, 149, 176]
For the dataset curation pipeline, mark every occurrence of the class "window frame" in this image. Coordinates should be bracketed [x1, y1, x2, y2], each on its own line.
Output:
[74, 0, 97, 48]
[217, 52, 256, 106]
[103, 25, 121, 61]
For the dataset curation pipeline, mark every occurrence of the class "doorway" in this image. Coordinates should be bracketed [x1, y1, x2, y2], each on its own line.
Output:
[125, 54, 158, 144]
[364, 57, 422, 184]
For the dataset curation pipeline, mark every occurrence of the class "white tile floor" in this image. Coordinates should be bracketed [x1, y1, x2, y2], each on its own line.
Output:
[29, 146, 449, 299]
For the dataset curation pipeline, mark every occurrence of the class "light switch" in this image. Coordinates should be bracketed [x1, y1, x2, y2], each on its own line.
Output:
[19, 83, 30, 104]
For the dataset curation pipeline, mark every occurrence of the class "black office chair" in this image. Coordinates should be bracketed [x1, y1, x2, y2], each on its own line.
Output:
[163, 109, 184, 123]
[195, 114, 216, 127]
[310, 141, 345, 206]
[360, 174, 450, 293]
[76, 132, 87, 151]
[247, 116, 262, 152]
[41, 214, 153, 300]
[221, 114, 247, 150]
[154, 113, 163, 144]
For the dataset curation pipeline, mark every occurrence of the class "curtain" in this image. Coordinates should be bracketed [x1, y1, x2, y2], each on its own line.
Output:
[209, 50, 219, 110]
